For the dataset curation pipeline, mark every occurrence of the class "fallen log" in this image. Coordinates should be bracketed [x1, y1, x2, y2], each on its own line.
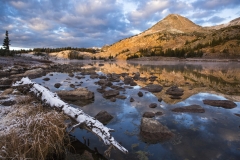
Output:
[12, 77, 128, 155]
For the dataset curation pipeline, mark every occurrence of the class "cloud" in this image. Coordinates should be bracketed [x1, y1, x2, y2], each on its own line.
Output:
[192, 0, 240, 10]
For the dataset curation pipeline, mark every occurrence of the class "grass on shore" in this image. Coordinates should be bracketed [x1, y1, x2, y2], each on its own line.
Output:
[0, 95, 70, 160]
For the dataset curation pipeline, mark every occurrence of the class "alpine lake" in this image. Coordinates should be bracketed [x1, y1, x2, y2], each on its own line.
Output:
[33, 60, 240, 160]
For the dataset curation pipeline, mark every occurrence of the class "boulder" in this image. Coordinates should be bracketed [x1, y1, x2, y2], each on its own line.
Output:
[155, 111, 163, 116]
[148, 75, 157, 82]
[110, 97, 116, 102]
[203, 100, 237, 109]
[172, 105, 205, 113]
[130, 81, 137, 86]
[68, 73, 74, 77]
[149, 103, 157, 108]
[90, 74, 99, 79]
[133, 72, 140, 80]
[57, 87, 94, 101]
[43, 77, 50, 81]
[98, 75, 107, 79]
[166, 86, 184, 96]
[158, 98, 163, 102]
[143, 112, 155, 118]
[130, 97, 135, 102]
[140, 118, 174, 143]
[70, 84, 75, 88]
[116, 95, 127, 99]
[97, 79, 113, 87]
[142, 84, 163, 93]
[54, 83, 61, 88]
[170, 96, 182, 99]
[123, 76, 133, 85]
[94, 111, 113, 125]
[138, 91, 143, 97]
[111, 85, 125, 91]
[103, 90, 119, 98]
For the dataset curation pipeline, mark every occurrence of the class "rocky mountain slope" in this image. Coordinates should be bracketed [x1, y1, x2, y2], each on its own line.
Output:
[97, 14, 240, 60]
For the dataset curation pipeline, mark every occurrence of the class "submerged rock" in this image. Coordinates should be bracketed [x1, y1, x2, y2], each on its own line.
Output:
[116, 95, 127, 99]
[94, 111, 113, 125]
[172, 105, 205, 113]
[54, 83, 61, 88]
[103, 90, 119, 98]
[57, 87, 94, 101]
[43, 77, 50, 81]
[97, 79, 113, 87]
[110, 97, 116, 102]
[90, 74, 99, 79]
[155, 111, 163, 116]
[68, 73, 74, 77]
[130, 97, 135, 102]
[123, 76, 133, 85]
[149, 103, 157, 108]
[166, 86, 184, 96]
[142, 84, 163, 93]
[158, 98, 163, 102]
[70, 84, 75, 88]
[140, 118, 174, 143]
[203, 100, 237, 109]
[138, 91, 143, 97]
[143, 112, 155, 118]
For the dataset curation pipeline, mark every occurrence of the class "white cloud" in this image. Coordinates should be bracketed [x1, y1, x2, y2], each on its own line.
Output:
[10, 1, 30, 9]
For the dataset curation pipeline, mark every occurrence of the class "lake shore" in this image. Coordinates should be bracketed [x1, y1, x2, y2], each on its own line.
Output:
[128, 56, 240, 62]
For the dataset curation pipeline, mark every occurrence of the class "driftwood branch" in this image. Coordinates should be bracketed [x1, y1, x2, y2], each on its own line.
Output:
[12, 77, 128, 154]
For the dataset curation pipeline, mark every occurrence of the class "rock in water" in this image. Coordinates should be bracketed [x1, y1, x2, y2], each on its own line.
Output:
[203, 100, 237, 109]
[149, 103, 157, 108]
[95, 111, 113, 125]
[103, 90, 119, 98]
[57, 87, 94, 101]
[140, 118, 174, 143]
[142, 84, 163, 93]
[138, 91, 143, 97]
[166, 86, 184, 96]
[143, 112, 155, 118]
[171, 105, 205, 113]
[130, 97, 135, 102]
[54, 83, 61, 88]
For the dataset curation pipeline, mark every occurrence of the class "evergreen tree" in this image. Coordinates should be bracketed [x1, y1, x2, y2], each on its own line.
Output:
[2, 30, 11, 56]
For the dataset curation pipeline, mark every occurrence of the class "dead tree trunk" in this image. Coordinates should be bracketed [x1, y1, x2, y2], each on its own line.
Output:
[13, 77, 128, 154]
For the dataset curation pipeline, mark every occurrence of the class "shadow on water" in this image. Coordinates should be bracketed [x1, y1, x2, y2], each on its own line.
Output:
[33, 60, 240, 160]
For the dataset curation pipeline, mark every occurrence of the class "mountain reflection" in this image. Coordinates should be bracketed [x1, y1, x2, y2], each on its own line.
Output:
[93, 61, 240, 103]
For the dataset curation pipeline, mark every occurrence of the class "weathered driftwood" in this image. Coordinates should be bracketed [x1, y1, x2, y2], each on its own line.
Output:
[12, 77, 128, 154]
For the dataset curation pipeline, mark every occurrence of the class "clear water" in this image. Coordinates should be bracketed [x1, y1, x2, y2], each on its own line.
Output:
[33, 60, 240, 160]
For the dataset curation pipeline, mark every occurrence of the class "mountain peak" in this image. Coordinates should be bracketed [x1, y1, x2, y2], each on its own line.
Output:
[143, 14, 204, 35]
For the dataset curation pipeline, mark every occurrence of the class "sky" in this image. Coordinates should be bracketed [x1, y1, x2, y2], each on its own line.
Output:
[0, 0, 240, 50]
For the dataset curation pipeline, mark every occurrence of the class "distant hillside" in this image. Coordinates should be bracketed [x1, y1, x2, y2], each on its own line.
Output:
[96, 14, 240, 60]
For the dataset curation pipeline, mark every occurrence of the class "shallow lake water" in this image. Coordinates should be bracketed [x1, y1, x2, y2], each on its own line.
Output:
[33, 60, 240, 160]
